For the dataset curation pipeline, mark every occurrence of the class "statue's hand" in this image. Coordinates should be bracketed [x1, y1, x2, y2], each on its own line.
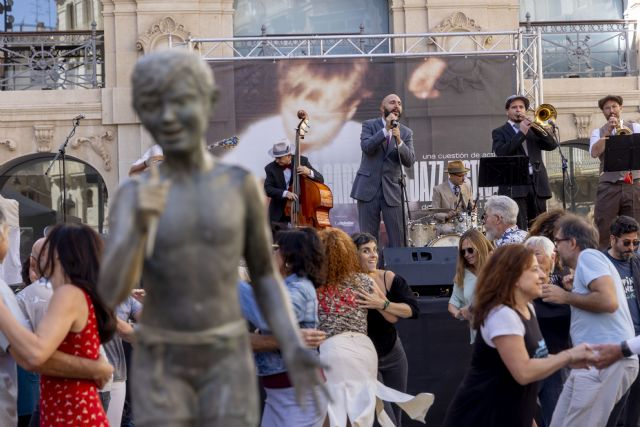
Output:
[138, 163, 170, 220]
[284, 345, 331, 410]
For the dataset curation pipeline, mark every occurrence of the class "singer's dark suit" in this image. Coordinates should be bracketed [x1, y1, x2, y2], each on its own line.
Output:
[492, 122, 557, 229]
[351, 117, 415, 247]
[263, 156, 324, 225]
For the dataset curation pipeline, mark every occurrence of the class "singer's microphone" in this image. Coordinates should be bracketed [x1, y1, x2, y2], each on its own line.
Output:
[391, 119, 399, 128]
[73, 114, 85, 121]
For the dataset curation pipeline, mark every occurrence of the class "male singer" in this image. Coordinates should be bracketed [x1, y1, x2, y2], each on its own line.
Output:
[492, 94, 557, 230]
[590, 94, 640, 249]
[351, 93, 415, 247]
[431, 160, 473, 221]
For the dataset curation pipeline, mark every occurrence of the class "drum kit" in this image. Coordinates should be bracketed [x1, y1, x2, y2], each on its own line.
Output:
[408, 209, 480, 248]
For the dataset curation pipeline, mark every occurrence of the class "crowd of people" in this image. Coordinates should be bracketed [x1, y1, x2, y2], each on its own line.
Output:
[3, 48, 640, 427]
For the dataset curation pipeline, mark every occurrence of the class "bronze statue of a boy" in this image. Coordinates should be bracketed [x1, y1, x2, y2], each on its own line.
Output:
[98, 50, 323, 426]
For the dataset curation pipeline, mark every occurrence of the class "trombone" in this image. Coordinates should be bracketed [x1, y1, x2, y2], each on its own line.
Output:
[527, 104, 557, 138]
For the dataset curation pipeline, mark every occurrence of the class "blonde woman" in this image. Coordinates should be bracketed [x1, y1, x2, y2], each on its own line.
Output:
[448, 229, 493, 343]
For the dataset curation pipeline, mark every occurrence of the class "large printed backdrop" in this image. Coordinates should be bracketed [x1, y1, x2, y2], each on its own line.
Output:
[208, 56, 516, 234]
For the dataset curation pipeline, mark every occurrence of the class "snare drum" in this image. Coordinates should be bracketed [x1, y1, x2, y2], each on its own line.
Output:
[408, 222, 438, 247]
[428, 233, 461, 247]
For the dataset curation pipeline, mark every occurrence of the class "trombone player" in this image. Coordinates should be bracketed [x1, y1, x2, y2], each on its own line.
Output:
[492, 94, 557, 230]
[590, 94, 640, 249]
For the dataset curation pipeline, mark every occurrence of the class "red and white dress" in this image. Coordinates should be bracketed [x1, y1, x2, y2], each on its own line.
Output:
[40, 290, 109, 427]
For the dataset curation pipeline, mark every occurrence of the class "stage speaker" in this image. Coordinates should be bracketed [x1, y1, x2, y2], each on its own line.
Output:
[397, 297, 473, 426]
[383, 247, 457, 297]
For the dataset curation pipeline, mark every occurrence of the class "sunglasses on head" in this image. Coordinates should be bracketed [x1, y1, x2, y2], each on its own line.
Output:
[460, 247, 475, 256]
[619, 238, 640, 247]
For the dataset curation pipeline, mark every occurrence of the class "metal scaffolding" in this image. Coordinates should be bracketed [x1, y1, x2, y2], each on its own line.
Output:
[186, 30, 543, 105]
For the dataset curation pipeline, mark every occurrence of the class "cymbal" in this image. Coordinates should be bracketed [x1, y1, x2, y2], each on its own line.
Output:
[420, 208, 451, 214]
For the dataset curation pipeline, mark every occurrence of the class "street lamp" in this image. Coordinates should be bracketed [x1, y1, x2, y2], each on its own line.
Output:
[0, 0, 13, 32]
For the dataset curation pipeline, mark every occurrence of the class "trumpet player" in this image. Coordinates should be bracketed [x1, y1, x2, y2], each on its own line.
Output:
[492, 94, 557, 230]
[590, 94, 640, 249]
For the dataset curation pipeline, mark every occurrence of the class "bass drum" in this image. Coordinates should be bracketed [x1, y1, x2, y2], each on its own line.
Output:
[408, 222, 438, 247]
[428, 233, 461, 247]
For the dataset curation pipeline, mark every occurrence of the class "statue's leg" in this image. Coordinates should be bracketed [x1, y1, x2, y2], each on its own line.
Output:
[199, 334, 260, 427]
[131, 332, 259, 427]
[130, 341, 199, 427]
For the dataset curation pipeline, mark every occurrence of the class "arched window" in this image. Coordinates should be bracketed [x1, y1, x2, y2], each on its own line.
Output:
[233, 0, 389, 36]
[0, 154, 108, 261]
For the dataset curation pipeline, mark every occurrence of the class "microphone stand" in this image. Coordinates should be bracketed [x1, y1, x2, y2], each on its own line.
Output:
[551, 124, 572, 211]
[45, 117, 81, 223]
[392, 125, 411, 247]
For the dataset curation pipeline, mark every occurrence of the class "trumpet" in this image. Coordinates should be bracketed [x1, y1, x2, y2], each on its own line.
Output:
[612, 115, 632, 135]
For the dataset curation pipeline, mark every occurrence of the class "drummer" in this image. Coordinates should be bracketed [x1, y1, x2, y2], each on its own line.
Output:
[431, 160, 473, 222]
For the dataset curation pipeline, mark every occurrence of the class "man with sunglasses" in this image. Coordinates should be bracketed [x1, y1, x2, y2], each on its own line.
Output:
[600, 216, 640, 427]
[542, 214, 637, 427]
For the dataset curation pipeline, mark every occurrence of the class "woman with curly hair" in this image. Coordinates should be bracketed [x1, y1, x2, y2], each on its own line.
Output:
[238, 227, 328, 427]
[443, 244, 593, 427]
[447, 229, 493, 343]
[317, 227, 433, 427]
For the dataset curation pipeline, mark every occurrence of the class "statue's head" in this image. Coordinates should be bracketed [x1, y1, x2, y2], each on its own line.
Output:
[131, 50, 218, 155]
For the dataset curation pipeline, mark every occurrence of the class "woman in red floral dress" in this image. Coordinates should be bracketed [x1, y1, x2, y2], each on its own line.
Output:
[0, 224, 116, 426]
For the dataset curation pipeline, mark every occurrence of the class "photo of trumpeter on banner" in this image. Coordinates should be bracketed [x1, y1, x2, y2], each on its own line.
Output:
[211, 56, 516, 234]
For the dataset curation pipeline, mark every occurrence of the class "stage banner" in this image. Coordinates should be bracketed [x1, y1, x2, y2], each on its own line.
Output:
[209, 56, 516, 234]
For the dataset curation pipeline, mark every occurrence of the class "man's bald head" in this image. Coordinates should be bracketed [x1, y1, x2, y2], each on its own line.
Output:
[30, 237, 46, 280]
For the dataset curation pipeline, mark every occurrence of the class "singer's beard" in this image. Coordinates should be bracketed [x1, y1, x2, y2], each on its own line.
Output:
[383, 107, 402, 120]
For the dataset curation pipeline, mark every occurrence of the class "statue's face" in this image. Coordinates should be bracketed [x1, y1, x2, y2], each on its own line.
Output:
[137, 76, 209, 154]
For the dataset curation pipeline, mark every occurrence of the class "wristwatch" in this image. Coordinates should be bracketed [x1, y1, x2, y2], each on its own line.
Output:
[621, 340, 633, 358]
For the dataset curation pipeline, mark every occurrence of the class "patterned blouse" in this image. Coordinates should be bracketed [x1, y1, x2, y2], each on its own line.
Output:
[317, 272, 374, 338]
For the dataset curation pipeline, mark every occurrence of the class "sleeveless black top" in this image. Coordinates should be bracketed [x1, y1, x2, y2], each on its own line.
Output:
[442, 306, 549, 427]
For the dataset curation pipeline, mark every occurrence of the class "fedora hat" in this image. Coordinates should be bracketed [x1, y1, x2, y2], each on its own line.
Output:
[598, 94, 623, 110]
[505, 94, 530, 110]
[447, 160, 469, 174]
[268, 139, 293, 158]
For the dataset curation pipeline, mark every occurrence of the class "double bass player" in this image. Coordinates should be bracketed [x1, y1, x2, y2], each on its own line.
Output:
[264, 139, 325, 230]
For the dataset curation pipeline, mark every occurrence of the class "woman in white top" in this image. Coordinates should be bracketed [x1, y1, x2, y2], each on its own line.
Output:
[448, 229, 493, 343]
[443, 244, 594, 427]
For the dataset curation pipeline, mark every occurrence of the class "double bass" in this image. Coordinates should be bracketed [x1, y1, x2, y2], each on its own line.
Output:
[288, 110, 333, 228]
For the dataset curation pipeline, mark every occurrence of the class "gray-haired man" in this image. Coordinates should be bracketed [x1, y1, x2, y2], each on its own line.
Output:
[542, 214, 638, 427]
[482, 195, 527, 246]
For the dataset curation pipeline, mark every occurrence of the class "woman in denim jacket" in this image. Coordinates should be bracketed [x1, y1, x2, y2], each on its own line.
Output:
[238, 227, 328, 427]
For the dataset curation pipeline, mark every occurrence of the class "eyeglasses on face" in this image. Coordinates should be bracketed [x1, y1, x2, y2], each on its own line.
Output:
[617, 238, 640, 247]
[451, 173, 466, 177]
[553, 237, 570, 246]
[460, 247, 475, 256]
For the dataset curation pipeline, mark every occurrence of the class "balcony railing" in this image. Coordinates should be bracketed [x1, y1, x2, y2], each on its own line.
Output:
[520, 18, 637, 78]
[0, 25, 104, 91]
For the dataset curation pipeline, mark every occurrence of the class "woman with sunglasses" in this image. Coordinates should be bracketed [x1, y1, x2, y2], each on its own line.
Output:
[352, 232, 420, 426]
[448, 229, 493, 343]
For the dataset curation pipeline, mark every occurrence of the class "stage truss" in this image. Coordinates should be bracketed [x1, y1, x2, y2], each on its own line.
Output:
[185, 29, 543, 106]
